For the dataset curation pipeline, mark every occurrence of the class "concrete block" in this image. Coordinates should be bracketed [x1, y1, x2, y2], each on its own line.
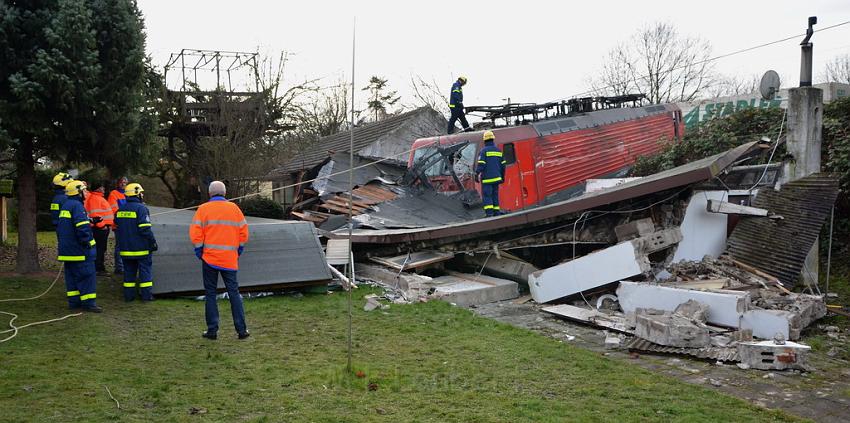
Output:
[631, 228, 683, 255]
[737, 340, 811, 370]
[635, 309, 711, 348]
[529, 241, 650, 303]
[672, 191, 729, 263]
[614, 218, 655, 242]
[355, 263, 433, 292]
[429, 273, 518, 306]
[605, 334, 621, 349]
[617, 282, 749, 328]
[740, 309, 795, 341]
[674, 299, 710, 323]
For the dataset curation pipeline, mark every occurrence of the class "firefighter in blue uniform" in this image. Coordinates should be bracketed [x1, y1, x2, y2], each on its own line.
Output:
[447, 76, 471, 134]
[56, 180, 102, 312]
[116, 183, 157, 302]
[475, 130, 506, 216]
[50, 172, 73, 227]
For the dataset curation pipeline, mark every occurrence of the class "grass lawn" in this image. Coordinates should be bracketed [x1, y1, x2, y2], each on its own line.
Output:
[0, 273, 803, 422]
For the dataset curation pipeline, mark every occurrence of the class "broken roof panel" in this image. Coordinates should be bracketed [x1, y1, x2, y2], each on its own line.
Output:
[332, 141, 762, 245]
[726, 173, 840, 287]
[149, 206, 331, 295]
[269, 107, 445, 176]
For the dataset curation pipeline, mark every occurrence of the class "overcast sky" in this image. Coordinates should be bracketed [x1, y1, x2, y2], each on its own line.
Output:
[138, 0, 850, 111]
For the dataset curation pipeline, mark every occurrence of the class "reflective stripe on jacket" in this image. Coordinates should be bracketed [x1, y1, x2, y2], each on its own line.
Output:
[50, 189, 67, 227]
[56, 196, 95, 262]
[84, 191, 114, 229]
[189, 196, 249, 271]
[449, 81, 463, 108]
[475, 141, 506, 184]
[116, 197, 156, 257]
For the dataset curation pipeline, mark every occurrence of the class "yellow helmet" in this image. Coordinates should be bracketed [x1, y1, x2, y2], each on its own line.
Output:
[483, 130, 495, 141]
[125, 182, 144, 196]
[53, 172, 72, 187]
[458, 76, 468, 84]
[64, 180, 87, 196]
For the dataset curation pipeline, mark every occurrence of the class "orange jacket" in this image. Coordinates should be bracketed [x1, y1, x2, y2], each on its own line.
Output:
[84, 191, 114, 229]
[107, 189, 126, 214]
[189, 197, 249, 270]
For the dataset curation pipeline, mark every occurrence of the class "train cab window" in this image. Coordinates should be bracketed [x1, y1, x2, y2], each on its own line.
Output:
[502, 143, 517, 165]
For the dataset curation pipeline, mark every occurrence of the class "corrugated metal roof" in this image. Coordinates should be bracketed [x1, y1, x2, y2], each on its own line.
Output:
[531, 103, 678, 137]
[149, 206, 331, 295]
[726, 173, 840, 287]
[332, 141, 762, 245]
[270, 107, 445, 176]
[625, 337, 740, 362]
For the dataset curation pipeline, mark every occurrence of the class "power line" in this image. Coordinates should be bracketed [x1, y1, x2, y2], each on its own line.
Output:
[560, 19, 850, 101]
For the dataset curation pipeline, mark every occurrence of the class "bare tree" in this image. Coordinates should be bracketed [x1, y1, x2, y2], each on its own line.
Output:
[822, 54, 850, 84]
[703, 74, 761, 99]
[408, 74, 450, 117]
[592, 22, 715, 103]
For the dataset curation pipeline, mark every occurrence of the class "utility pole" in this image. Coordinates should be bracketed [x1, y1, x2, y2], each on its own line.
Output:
[784, 16, 823, 287]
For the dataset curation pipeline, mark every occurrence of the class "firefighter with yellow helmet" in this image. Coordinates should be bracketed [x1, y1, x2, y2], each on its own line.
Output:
[50, 172, 73, 227]
[56, 180, 102, 312]
[115, 182, 158, 302]
[475, 130, 506, 216]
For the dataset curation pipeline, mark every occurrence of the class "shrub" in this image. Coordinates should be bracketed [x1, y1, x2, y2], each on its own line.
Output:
[238, 196, 284, 219]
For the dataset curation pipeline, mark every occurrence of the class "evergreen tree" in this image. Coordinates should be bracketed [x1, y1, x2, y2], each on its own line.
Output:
[362, 76, 400, 121]
[0, 0, 155, 273]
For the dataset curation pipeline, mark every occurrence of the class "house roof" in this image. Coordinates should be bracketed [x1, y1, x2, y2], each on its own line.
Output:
[271, 107, 444, 176]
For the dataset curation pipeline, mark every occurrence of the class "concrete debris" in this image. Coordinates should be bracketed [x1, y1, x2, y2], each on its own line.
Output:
[634, 308, 711, 348]
[614, 218, 655, 242]
[625, 337, 740, 362]
[674, 299, 710, 323]
[605, 334, 621, 349]
[617, 282, 749, 328]
[705, 199, 770, 217]
[462, 253, 538, 284]
[363, 295, 387, 311]
[541, 304, 633, 333]
[737, 339, 811, 371]
[529, 228, 682, 303]
[428, 272, 519, 306]
[671, 191, 729, 263]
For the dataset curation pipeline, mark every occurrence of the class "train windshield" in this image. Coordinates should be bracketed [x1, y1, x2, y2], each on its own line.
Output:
[411, 143, 478, 178]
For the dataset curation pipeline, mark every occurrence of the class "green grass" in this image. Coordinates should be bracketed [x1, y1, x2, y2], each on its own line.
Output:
[0, 276, 802, 422]
[3, 231, 58, 248]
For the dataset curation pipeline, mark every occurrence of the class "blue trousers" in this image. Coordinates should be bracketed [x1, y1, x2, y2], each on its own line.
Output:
[113, 231, 123, 273]
[202, 261, 247, 335]
[122, 256, 153, 301]
[481, 183, 500, 216]
[447, 107, 470, 134]
[64, 259, 97, 309]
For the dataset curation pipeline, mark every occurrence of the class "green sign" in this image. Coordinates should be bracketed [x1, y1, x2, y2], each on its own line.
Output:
[0, 180, 11, 197]
[683, 97, 783, 130]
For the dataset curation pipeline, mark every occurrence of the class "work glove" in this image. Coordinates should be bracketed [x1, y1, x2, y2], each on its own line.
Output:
[90, 216, 102, 224]
[194, 247, 203, 259]
[237, 246, 244, 256]
[473, 174, 480, 183]
[150, 241, 158, 252]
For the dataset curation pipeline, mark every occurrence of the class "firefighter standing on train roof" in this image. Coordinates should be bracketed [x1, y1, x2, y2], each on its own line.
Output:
[108, 176, 129, 274]
[447, 76, 472, 134]
[115, 183, 157, 302]
[56, 180, 102, 312]
[84, 180, 114, 275]
[50, 172, 73, 227]
[475, 130, 506, 217]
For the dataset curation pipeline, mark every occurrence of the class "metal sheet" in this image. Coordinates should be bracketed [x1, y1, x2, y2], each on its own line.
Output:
[332, 141, 761, 245]
[148, 206, 331, 295]
[726, 173, 840, 287]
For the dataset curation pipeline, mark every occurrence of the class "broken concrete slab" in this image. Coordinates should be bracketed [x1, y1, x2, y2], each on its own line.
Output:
[737, 340, 811, 370]
[668, 279, 729, 290]
[672, 191, 729, 263]
[706, 199, 769, 217]
[614, 218, 655, 242]
[674, 299, 710, 323]
[617, 281, 749, 328]
[529, 240, 651, 304]
[635, 309, 711, 348]
[355, 263, 433, 293]
[369, 250, 454, 271]
[542, 304, 633, 333]
[429, 273, 518, 306]
[631, 228, 683, 255]
[462, 252, 538, 284]
[740, 309, 796, 341]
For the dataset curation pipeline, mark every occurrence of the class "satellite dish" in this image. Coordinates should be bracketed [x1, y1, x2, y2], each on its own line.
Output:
[759, 70, 781, 100]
